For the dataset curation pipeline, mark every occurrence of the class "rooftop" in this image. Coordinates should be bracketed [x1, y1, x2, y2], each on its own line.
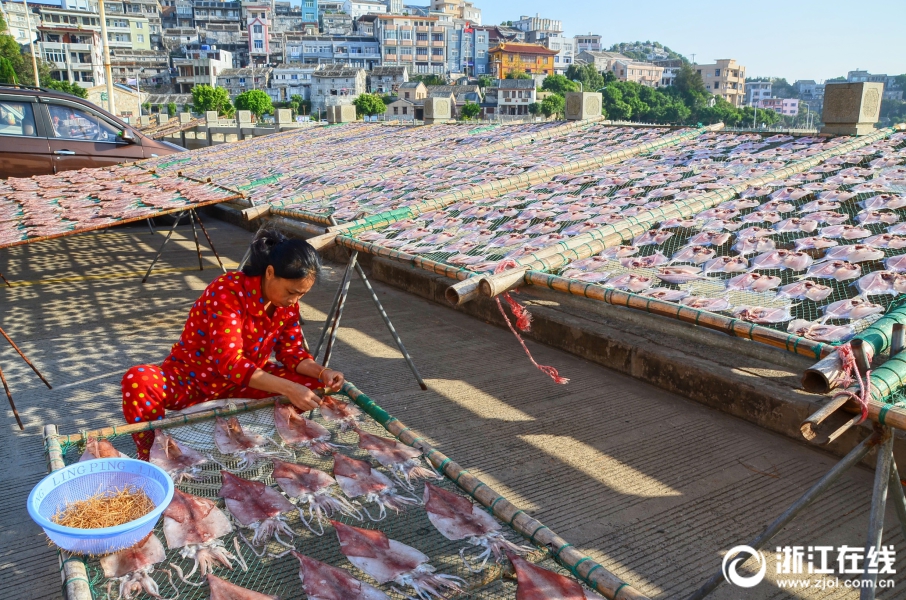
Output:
[313, 66, 364, 78]
[490, 42, 557, 55]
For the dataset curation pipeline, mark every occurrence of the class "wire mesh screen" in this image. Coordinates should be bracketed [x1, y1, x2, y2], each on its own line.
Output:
[56, 396, 584, 600]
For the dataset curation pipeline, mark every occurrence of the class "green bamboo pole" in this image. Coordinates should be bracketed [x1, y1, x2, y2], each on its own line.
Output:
[341, 382, 650, 600]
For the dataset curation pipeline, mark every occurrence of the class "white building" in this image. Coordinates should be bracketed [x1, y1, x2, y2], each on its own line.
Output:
[268, 64, 319, 101]
[541, 34, 573, 75]
[746, 80, 772, 106]
[172, 48, 233, 93]
[574, 33, 601, 53]
[342, 0, 386, 18]
[217, 65, 272, 97]
[1, 0, 38, 45]
[512, 13, 561, 36]
[310, 65, 365, 111]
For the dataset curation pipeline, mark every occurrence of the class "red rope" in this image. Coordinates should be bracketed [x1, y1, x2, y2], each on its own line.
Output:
[492, 261, 568, 385]
[834, 343, 872, 423]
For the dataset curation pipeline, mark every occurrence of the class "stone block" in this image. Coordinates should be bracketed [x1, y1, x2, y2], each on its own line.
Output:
[205, 111, 219, 124]
[424, 96, 452, 124]
[325, 106, 337, 123]
[139, 115, 151, 127]
[821, 82, 883, 136]
[237, 110, 253, 124]
[155, 112, 169, 126]
[565, 92, 603, 121]
[336, 104, 357, 123]
[275, 108, 292, 124]
[179, 112, 192, 123]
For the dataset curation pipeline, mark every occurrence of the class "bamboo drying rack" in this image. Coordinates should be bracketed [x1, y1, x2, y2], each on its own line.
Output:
[43, 381, 649, 600]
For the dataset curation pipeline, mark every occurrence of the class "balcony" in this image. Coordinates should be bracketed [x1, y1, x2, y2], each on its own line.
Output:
[415, 26, 429, 32]
[416, 40, 428, 46]
[383, 38, 397, 45]
[431, 40, 444, 47]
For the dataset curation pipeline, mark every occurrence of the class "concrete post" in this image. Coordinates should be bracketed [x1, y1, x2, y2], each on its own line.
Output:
[337, 105, 356, 123]
[156, 111, 169, 126]
[237, 110, 253, 139]
[140, 115, 151, 127]
[179, 112, 192, 124]
[424, 96, 452, 124]
[205, 111, 219, 125]
[565, 92, 603, 121]
[275, 108, 293, 131]
[821, 82, 884, 136]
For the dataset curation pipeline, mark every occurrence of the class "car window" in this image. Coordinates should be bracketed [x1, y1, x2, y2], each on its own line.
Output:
[0, 101, 38, 137]
[47, 103, 121, 142]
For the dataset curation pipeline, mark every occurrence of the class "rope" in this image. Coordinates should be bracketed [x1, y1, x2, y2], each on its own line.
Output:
[833, 343, 873, 424]
[492, 261, 569, 385]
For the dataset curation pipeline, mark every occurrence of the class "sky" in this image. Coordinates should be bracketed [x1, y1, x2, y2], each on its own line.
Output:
[479, 0, 905, 83]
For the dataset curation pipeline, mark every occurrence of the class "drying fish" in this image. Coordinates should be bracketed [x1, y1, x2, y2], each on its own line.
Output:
[818, 244, 884, 264]
[671, 245, 715, 265]
[272, 459, 362, 535]
[319, 395, 362, 432]
[620, 253, 669, 269]
[292, 552, 391, 600]
[727, 273, 782, 293]
[862, 194, 906, 210]
[819, 190, 857, 203]
[773, 218, 818, 233]
[703, 256, 748, 275]
[150, 431, 209, 483]
[600, 246, 639, 259]
[741, 211, 782, 224]
[423, 482, 532, 572]
[680, 296, 732, 311]
[885, 255, 906, 273]
[632, 230, 674, 246]
[163, 489, 246, 585]
[788, 319, 854, 343]
[274, 403, 340, 456]
[206, 574, 277, 600]
[101, 533, 175, 600]
[854, 271, 906, 297]
[793, 236, 839, 251]
[808, 211, 850, 225]
[687, 231, 731, 246]
[777, 280, 833, 302]
[218, 471, 298, 557]
[822, 298, 885, 321]
[718, 198, 761, 210]
[356, 429, 440, 488]
[732, 237, 776, 256]
[865, 234, 906, 249]
[333, 520, 465, 600]
[750, 250, 813, 271]
[696, 207, 739, 221]
[641, 288, 690, 301]
[700, 218, 742, 232]
[605, 273, 654, 292]
[333, 453, 419, 521]
[820, 225, 872, 240]
[510, 553, 604, 600]
[740, 186, 773, 198]
[771, 187, 811, 201]
[857, 210, 900, 225]
[80, 437, 128, 461]
[799, 199, 841, 213]
[214, 417, 288, 470]
[732, 306, 794, 324]
[659, 218, 697, 229]
[655, 266, 708, 285]
[758, 200, 796, 213]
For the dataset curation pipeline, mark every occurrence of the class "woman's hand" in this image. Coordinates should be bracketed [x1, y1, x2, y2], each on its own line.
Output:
[319, 368, 345, 393]
[282, 380, 322, 411]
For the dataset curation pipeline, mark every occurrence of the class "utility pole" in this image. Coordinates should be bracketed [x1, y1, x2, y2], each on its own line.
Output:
[21, 0, 40, 86]
[98, 0, 116, 114]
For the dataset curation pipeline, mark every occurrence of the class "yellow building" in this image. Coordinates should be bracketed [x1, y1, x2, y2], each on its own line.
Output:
[488, 42, 556, 79]
[695, 59, 746, 107]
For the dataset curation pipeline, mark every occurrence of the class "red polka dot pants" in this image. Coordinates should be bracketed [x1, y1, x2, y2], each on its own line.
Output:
[122, 362, 320, 459]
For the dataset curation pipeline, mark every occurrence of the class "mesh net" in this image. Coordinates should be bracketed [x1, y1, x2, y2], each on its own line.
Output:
[55, 396, 585, 600]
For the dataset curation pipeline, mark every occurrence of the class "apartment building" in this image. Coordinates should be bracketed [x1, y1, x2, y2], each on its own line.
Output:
[367, 65, 407, 93]
[374, 14, 448, 75]
[488, 42, 556, 78]
[696, 59, 745, 107]
[745, 80, 771, 106]
[611, 59, 663, 88]
[310, 65, 365, 110]
[541, 34, 573, 74]
[268, 64, 319, 100]
[574, 33, 601, 53]
[343, 0, 385, 18]
[36, 10, 105, 87]
[321, 11, 352, 35]
[172, 47, 233, 92]
[653, 58, 682, 87]
[217, 65, 272, 96]
[429, 0, 480, 25]
[492, 78, 534, 115]
[512, 14, 561, 38]
[575, 50, 628, 73]
[755, 98, 798, 116]
[1, 0, 38, 45]
[192, 0, 241, 30]
[283, 34, 380, 69]
[109, 48, 169, 87]
[104, 0, 161, 49]
[448, 22, 489, 76]
[242, 2, 273, 65]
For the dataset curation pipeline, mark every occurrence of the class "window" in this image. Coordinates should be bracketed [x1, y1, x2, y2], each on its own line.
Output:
[384, 29, 397, 39]
[416, 33, 427, 41]
[477, 50, 484, 58]
[254, 39, 263, 49]
[136, 21, 143, 28]
[137, 34, 144, 42]
[43, 50, 66, 64]
[253, 25, 262, 33]
[476, 64, 484, 73]
[48, 104, 119, 141]
[393, 106, 398, 114]
[477, 35, 485, 43]
[0, 101, 37, 137]
[404, 91, 409, 98]
[385, 47, 397, 55]
[714, 82, 719, 89]
[714, 69, 720, 76]
[402, 106, 407, 114]
[416, 47, 427, 56]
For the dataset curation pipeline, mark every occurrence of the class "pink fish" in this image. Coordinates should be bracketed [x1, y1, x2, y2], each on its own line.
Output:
[821, 225, 872, 240]
[732, 237, 776, 256]
[562, 221, 600, 235]
[524, 220, 561, 235]
[703, 256, 749, 274]
[862, 194, 906, 210]
[600, 246, 639, 259]
[719, 198, 761, 211]
[620, 252, 669, 269]
[759, 200, 796, 213]
[777, 280, 833, 302]
[741, 211, 782, 224]
[854, 271, 906, 297]
[688, 231, 731, 246]
[659, 217, 697, 229]
[771, 187, 811, 201]
[735, 226, 776, 240]
[787, 319, 854, 343]
[699, 219, 742, 232]
[641, 287, 690, 301]
[857, 210, 899, 225]
[800, 199, 842, 213]
[487, 233, 531, 248]
[727, 272, 782, 293]
[804, 260, 862, 281]
[808, 211, 850, 225]
[740, 187, 773, 198]
[696, 207, 740, 221]
[818, 190, 857, 202]
[886, 255, 906, 273]
[671, 245, 716, 265]
[822, 297, 885, 321]
[750, 250, 813, 271]
[793, 236, 839, 251]
[561, 269, 611, 283]
[655, 265, 708, 284]
[818, 244, 884, 263]
[773, 218, 818, 233]
[632, 230, 674, 246]
[680, 296, 732, 311]
[864, 234, 906, 250]
[733, 306, 794, 324]
[605, 273, 653, 292]
[888, 223, 906, 235]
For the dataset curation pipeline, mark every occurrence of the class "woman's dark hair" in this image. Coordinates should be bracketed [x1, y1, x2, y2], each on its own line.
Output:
[242, 228, 321, 280]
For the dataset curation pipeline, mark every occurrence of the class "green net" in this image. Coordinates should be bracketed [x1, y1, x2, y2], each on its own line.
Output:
[55, 395, 586, 600]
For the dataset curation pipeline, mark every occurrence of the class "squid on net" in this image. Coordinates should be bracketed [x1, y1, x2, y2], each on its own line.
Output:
[332, 520, 466, 600]
[100, 533, 176, 600]
[150, 431, 210, 483]
[423, 483, 533, 572]
[213, 416, 290, 470]
[79, 437, 128, 461]
[273, 402, 343, 456]
[218, 471, 298, 557]
[355, 429, 441, 489]
[162, 489, 247, 586]
[292, 551, 391, 600]
[509, 553, 605, 600]
[318, 396, 363, 432]
[332, 453, 419, 521]
[272, 458, 363, 535]
[206, 574, 278, 600]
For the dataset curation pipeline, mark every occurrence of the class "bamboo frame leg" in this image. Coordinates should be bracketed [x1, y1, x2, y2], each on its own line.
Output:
[0, 326, 51, 389]
[142, 211, 185, 284]
[237, 247, 251, 272]
[146, 218, 156, 235]
[0, 270, 11, 287]
[887, 455, 906, 543]
[192, 210, 226, 273]
[313, 257, 354, 360]
[685, 432, 881, 600]
[0, 363, 23, 429]
[353, 261, 427, 390]
[188, 211, 204, 271]
[321, 252, 357, 369]
[861, 431, 894, 600]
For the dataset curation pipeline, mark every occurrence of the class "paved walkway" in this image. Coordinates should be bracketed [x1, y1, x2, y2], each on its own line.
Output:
[0, 218, 903, 599]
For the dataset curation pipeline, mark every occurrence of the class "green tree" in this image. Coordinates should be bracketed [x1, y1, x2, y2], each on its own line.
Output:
[528, 102, 542, 116]
[477, 75, 495, 89]
[565, 63, 605, 92]
[43, 79, 87, 98]
[191, 84, 232, 115]
[460, 101, 480, 120]
[826, 76, 847, 83]
[673, 63, 708, 104]
[893, 74, 906, 91]
[353, 93, 386, 117]
[0, 57, 17, 84]
[601, 86, 632, 120]
[539, 94, 565, 118]
[234, 89, 273, 119]
[505, 69, 532, 80]
[411, 74, 445, 86]
[541, 74, 578, 95]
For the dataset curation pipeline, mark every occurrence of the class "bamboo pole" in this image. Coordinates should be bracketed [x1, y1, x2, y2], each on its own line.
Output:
[471, 127, 895, 305]
[341, 382, 650, 600]
[44, 425, 93, 600]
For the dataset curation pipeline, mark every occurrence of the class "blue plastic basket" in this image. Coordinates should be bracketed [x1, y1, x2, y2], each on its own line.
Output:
[27, 458, 174, 555]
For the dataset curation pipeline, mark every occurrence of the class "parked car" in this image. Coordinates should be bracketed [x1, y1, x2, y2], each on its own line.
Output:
[0, 84, 184, 178]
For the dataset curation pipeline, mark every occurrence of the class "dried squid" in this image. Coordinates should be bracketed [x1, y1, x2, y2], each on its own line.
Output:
[332, 453, 419, 520]
[218, 471, 298, 557]
[510, 553, 604, 600]
[150, 431, 210, 483]
[273, 402, 340, 456]
[206, 574, 278, 600]
[272, 459, 362, 535]
[100, 533, 175, 600]
[213, 416, 289, 470]
[292, 551, 391, 600]
[319, 396, 363, 432]
[355, 429, 440, 488]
